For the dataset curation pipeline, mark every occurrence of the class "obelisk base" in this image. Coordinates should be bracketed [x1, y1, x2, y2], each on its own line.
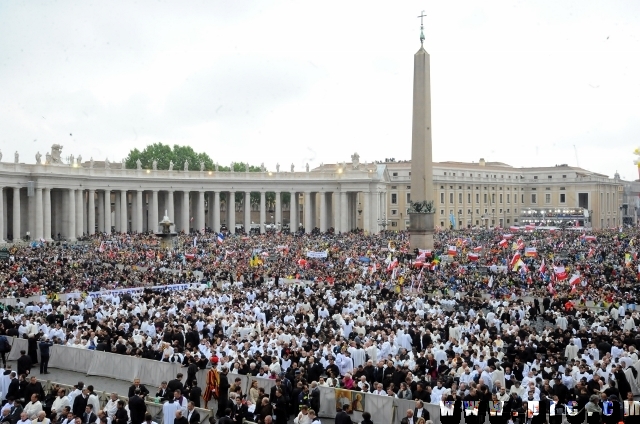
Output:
[409, 213, 435, 250]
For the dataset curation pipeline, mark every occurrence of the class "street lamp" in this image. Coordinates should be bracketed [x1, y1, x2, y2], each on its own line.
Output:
[378, 213, 389, 232]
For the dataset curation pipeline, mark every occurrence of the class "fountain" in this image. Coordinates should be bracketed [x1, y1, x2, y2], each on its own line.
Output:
[156, 210, 178, 249]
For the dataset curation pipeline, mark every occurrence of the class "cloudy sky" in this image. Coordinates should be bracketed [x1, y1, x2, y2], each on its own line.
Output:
[1, 0, 639, 178]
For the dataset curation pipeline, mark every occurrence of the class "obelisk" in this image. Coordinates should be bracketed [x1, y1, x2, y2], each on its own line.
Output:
[409, 12, 435, 250]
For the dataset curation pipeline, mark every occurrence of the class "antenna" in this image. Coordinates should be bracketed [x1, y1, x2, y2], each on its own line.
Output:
[573, 145, 580, 167]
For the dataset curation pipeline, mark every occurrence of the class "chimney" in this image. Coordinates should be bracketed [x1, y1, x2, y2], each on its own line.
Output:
[479, 158, 486, 167]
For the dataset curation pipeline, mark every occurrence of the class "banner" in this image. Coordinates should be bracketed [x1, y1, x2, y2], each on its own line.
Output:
[87, 283, 192, 299]
[306, 251, 328, 258]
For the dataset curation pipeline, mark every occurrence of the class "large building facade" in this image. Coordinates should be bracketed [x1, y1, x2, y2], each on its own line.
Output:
[0, 151, 627, 243]
[376, 158, 624, 231]
[0, 150, 388, 242]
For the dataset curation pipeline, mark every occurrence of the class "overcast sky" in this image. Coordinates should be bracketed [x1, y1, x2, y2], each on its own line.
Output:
[1, 1, 639, 178]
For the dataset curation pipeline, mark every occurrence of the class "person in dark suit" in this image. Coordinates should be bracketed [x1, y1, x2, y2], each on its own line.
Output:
[128, 389, 147, 424]
[216, 409, 232, 424]
[335, 405, 351, 424]
[72, 390, 89, 417]
[186, 402, 200, 424]
[82, 405, 97, 424]
[230, 397, 248, 423]
[17, 351, 32, 376]
[174, 410, 188, 424]
[113, 401, 128, 424]
[127, 379, 149, 398]
[5, 398, 23, 424]
[217, 368, 230, 418]
[167, 374, 184, 394]
[155, 382, 171, 403]
[414, 400, 430, 421]
[188, 382, 202, 408]
[6, 373, 19, 400]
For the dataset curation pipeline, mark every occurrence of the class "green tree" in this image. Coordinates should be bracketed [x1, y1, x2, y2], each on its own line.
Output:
[125, 143, 214, 171]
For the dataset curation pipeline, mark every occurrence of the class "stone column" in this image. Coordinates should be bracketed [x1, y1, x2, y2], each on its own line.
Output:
[67, 188, 76, 241]
[0, 188, 4, 243]
[181, 191, 190, 233]
[97, 191, 104, 232]
[319, 191, 327, 232]
[33, 188, 43, 241]
[363, 190, 371, 233]
[274, 191, 282, 231]
[340, 191, 348, 232]
[114, 192, 121, 233]
[167, 191, 175, 232]
[104, 190, 111, 233]
[260, 191, 266, 234]
[44, 188, 52, 240]
[75, 189, 83, 237]
[244, 191, 251, 232]
[197, 191, 205, 234]
[88, 189, 95, 235]
[12, 187, 20, 240]
[151, 190, 159, 233]
[119, 190, 128, 232]
[227, 191, 236, 233]
[304, 191, 312, 233]
[136, 190, 144, 233]
[290, 192, 298, 232]
[213, 191, 221, 232]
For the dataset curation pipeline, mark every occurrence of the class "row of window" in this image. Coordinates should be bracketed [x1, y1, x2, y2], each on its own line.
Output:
[440, 172, 568, 179]
[439, 208, 518, 215]
[390, 192, 570, 205]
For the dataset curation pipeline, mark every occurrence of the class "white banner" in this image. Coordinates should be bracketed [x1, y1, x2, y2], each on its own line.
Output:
[87, 283, 191, 298]
[306, 251, 328, 258]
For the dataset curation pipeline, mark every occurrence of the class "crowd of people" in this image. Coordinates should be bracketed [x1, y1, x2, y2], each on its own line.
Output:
[0, 226, 639, 424]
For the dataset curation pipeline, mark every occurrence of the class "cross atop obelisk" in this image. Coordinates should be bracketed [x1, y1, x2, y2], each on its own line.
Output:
[409, 11, 435, 250]
[418, 11, 426, 45]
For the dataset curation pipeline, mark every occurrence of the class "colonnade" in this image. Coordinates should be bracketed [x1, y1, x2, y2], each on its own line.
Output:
[0, 186, 385, 242]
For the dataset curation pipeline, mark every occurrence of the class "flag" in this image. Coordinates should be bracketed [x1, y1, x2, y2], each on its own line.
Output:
[625, 253, 632, 266]
[509, 226, 520, 232]
[587, 247, 594, 258]
[503, 233, 514, 240]
[488, 276, 494, 287]
[468, 252, 479, 261]
[557, 242, 564, 249]
[217, 233, 224, 244]
[554, 266, 567, 281]
[473, 246, 483, 252]
[387, 258, 398, 272]
[569, 273, 581, 287]
[584, 235, 597, 242]
[539, 258, 547, 274]
[547, 281, 556, 294]
[498, 239, 508, 248]
[524, 247, 538, 257]
[525, 224, 536, 231]
[98, 241, 105, 253]
[146, 250, 155, 259]
[193, 236, 198, 247]
[512, 258, 525, 272]
[447, 245, 457, 256]
[510, 252, 521, 268]
[370, 262, 377, 275]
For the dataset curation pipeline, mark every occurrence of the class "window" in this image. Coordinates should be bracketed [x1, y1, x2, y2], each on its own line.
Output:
[514, 209, 518, 213]
[545, 187, 551, 191]
[562, 175, 567, 178]
[492, 209, 495, 214]
[392, 173, 398, 177]
[391, 209, 398, 215]
[391, 186, 397, 189]
[449, 186, 453, 189]
[560, 187, 566, 190]
[476, 193, 479, 203]
[458, 186, 462, 189]
[499, 209, 502, 213]
[468, 193, 471, 203]
[476, 209, 479, 214]
[449, 193, 454, 203]
[507, 219, 510, 224]
[499, 194, 503, 203]
[507, 194, 510, 203]
[406, 185, 411, 189]
[484, 208, 488, 213]
[521, 194, 524, 203]
[545, 194, 551, 203]
[440, 222, 445, 227]
[440, 185, 444, 189]
[391, 193, 397, 204]
[440, 210, 444, 215]
[560, 193, 566, 203]
[391, 221, 398, 227]
[484, 193, 487, 203]
[405, 220, 409, 227]
[458, 193, 462, 203]
[406, 193, 411, 203]
[534, 176, 538, 179]
[507, 208, 510, 213]
[531, 194, 537, 204]
[491, 194, 495, 203]
[548, 175, 552, 179]
[440, 193, 444, 203]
